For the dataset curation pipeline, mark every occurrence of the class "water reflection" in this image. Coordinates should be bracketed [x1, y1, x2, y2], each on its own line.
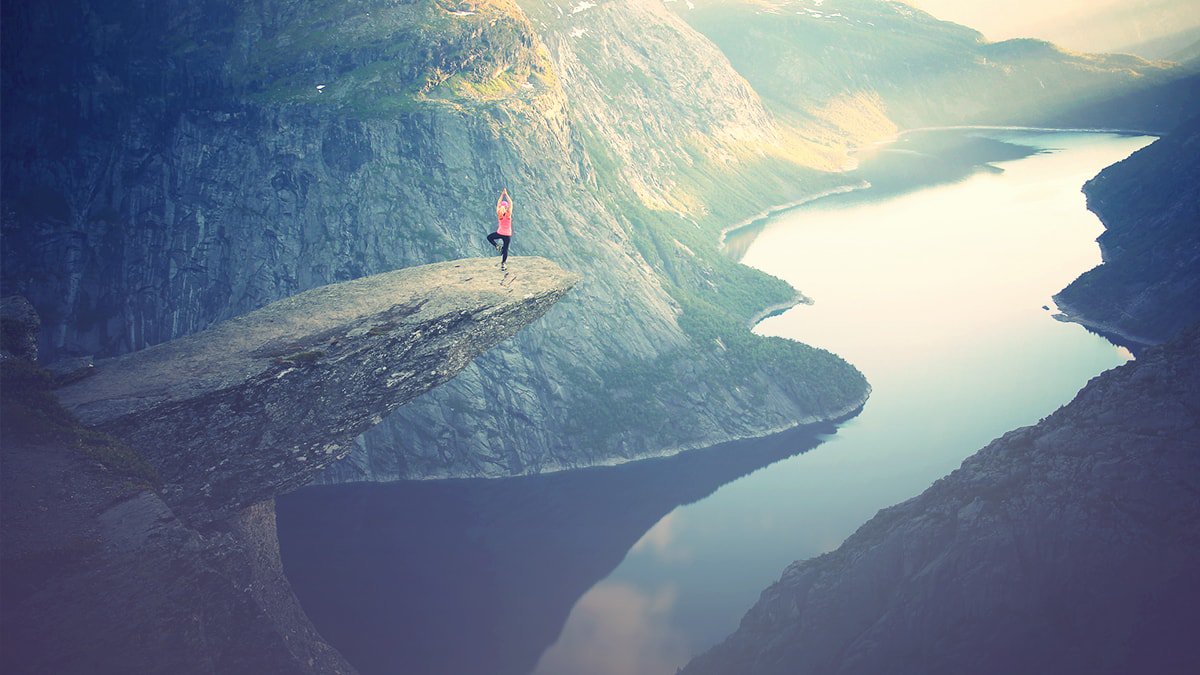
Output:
[725, 129, 1048, 260]
[533, 582, 689, 675]
[280, 129, 1153, 675]
[276, 423, 835, 675]
[533, 130, 1150, 674]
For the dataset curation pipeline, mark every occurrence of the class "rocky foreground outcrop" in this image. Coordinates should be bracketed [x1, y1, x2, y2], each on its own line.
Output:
[0, 295, 40, 361]
[55, 257, 577, 525]
[1, 258, 575, 673]
[683, 326, 1200, 675]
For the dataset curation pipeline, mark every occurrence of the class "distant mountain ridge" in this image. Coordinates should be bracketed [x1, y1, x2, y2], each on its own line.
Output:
[668, 0, 1176, 128]
[907, 0, 1200, 60]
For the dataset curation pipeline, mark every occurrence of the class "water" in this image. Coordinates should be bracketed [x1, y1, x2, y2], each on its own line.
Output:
[277, 129, 1154, 675]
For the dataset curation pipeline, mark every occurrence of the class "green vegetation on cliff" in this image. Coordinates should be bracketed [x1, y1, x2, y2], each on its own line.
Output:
[562, 101, 866, 451]
[231, 0, 556, 115]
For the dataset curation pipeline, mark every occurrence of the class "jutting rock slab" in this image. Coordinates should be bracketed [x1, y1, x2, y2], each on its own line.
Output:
[56, 257, 578, 525]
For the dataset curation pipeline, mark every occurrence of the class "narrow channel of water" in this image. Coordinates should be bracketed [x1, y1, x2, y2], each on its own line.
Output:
[277, 129, 1153, 675]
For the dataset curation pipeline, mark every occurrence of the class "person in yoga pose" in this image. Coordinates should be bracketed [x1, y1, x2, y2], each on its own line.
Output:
[487, 188, 513, 271]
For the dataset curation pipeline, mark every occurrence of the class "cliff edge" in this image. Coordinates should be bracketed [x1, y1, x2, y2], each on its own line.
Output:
[55, 256, 578, 524]
[1, 257, 576, 673]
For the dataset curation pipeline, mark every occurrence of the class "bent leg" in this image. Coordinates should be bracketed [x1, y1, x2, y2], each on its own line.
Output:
[486, 231, 501, 248]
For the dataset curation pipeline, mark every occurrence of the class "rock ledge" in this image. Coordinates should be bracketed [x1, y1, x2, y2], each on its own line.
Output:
[56, 257, 578, 524]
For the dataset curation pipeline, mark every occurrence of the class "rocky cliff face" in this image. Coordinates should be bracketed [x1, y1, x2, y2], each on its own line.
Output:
[683, 326, 1200, 675]
[1, 454, 356, 675]
[1054, 115, 1200, 347]
[0, 261, 571, 673]
[1, 0, 871, 483]
[55, 257, 577, 523]
[0, 296, 40, 361]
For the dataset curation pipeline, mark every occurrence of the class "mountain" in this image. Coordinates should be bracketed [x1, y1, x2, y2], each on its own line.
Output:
[1120, 28, 1200, 61]
[907, 0, 1200, 59]
[1055, 116, 1200, 346]
[0, 0, 1186, 482]
[667, 0, 1175, 128]
[1168, 37, 1200, 63]
[1, 0, 868, 483]
[1045, 69, 1200, 134]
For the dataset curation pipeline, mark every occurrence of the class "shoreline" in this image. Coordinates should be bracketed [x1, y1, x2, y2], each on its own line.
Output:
[747, 292, 812, 330]
[727, 123, 1161, 338]
[897, 124, 1164, 137]
[718, 181, 871, 251]
[716, 125, 1157, 255]
[1050, 297, 1158, 356]
[321, 388, 874, 485]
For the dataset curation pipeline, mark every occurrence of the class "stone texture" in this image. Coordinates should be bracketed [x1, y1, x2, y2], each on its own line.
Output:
[683, 327, 1200, 675]
[0, 295, 39, 361]
[0, 436, 356, 675]
[55, 256, 577, 524]
[44, 355, 96, 386]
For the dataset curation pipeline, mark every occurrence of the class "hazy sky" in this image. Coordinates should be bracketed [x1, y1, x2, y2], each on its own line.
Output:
[904, 0, 1200, 56]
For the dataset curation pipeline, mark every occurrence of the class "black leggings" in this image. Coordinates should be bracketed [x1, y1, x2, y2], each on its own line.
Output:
[487, 232, 511, 263]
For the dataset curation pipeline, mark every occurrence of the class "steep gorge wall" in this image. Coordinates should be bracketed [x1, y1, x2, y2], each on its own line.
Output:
[3, 0, 1181, 483]
[684, 326, 1200, 675]
[1054, 115, 1200, 346]
[2, 0, 869, 483]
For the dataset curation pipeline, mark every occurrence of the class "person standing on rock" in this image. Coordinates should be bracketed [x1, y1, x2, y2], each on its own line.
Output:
[487, 188, 513, 272]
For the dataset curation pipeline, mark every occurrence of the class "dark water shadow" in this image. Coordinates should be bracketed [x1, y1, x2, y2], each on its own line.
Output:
[1052, 314, 1151, 357]
[723, 129, 1042, 260]
[723, 220, 770, 262]
[276, 419, 847, 675]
